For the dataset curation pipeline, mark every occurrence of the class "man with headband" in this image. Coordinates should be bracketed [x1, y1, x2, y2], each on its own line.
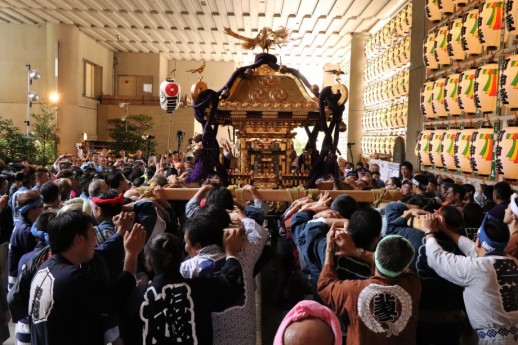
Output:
[318, 224, 421, 344]
[503, 193, 518, 260]
[424, 213, 518, 344]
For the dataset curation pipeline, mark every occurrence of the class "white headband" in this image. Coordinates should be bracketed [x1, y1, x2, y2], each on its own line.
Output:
[511, 193, 518, 216]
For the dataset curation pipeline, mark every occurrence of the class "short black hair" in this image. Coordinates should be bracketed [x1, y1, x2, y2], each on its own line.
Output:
[40, 182, 60, 203]
[48, 211, 92, 253]
[463, 203, 484, 228]
[95, 190, 122, 217]
[493, 182, 513, 202]
[388, 177, 402, 188]
[183, 215, 224, 248]
[194, 204, 231, 230]
[449, 184, 466, 200]
[34, 211, 57, 233]
[145, 233, 184, 273]
[330, 195, 358, 219]
[400, 161, 413, 171]
[348, 208, 382, 249]
[484, 219, 510, 244]
[376, 236, 415, 277]
[440, 205, 464, 233]
[205, 186, 234, 210]
[105, 170, 125, 189]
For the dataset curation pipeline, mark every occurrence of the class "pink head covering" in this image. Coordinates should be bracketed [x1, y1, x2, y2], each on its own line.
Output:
[273, 300, 342, 345]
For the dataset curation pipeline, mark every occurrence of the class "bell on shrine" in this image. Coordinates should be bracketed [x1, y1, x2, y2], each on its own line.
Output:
[500, 55, 518, 110]
[496, 126, 518, 180]
[454, 128, 474, 173]
[461, 9, 483, 55]
[474, 63, 499, 113]
[470, 127, 495, 176]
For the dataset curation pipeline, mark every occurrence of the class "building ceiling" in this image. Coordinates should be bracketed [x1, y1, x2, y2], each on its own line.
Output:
[0, 0, 408, 68]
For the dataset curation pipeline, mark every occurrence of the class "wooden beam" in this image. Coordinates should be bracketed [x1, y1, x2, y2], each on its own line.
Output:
[163, 188, 401, 203]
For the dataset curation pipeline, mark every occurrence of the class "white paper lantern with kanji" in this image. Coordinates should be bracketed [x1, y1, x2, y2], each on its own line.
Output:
[432, 78, 448, 117]
[474, 63, 499, 113]
[496, 126, 518, 179]
[470, 127, 495, 175]
[424, 33, 439, 71]
[447, 18, 466, 61]
[435, 25, 451, 65]
[442, 129, 460, 170]
[417, 130, 435, 166]
[430, 129, 447, 167]
[506, 0, 518, 34]
[444, 73, 463, 115]
[461, 10, 483, 55]
[478, 0, 506, 50]
[427, 0, 443, 22]
[399, 3, 413, 35]
[159, 79, 181, 113]
[500, 55, 518, 110]
[421, 81, 436, 118]
[454, 128, 474, 172]
[457, 69, 478, 113]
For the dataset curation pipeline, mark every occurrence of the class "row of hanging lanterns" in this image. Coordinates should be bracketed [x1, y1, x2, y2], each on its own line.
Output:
[366, 2, 413, 59]
[362, 136, 400, 156]
[425, 0, 518, 66]
[420, 57, 518, 117]
[421, 55, 518, 118]
[365, 37, 411, 83]
[416, 127, 518, 179]
[364, 70, 409, 107]
[362, 104, 408, 130]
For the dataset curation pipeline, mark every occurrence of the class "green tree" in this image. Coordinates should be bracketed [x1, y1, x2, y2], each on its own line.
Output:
[0, 118, 37, 162]
[107, 114, 156, 154]
[32, 102, 59, 165]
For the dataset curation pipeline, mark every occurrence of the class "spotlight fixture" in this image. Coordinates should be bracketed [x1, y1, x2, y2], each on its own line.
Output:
[26, 64, 40, 136]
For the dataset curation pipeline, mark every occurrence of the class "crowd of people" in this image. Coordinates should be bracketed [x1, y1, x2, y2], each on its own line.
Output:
[0, 147, 514, 345]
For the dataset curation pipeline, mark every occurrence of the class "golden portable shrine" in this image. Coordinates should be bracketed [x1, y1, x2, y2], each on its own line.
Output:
[183, 27, 348, 189]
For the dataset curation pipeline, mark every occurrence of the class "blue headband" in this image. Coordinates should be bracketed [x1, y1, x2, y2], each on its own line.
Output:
[477, 214, 507, 253]
[16, 197, 43, 216]
[374, 235, 415, 278]
[31, 223, 49, 245]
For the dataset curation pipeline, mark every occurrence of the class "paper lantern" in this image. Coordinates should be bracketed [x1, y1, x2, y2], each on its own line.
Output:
[461, 10, 483, 55]
[432, 78, 448, 117]
[424, 33, 439, 71]
[439, 0, 455, 15]
[474, 63, 499, 113]
[447, 18, 466, 61]
[421, 81, 436, 118]
[399, 3, 413, 35]
[478, 0, 505, 50]
[457, 69, 477, 113]
[442, 129, 460, 170]
[434, 25, 451, 65]
[454, 128, 474, 172]
[500, 55, 518, 110]
[400, 103, 408, 127]
[444, 73, 463, 115]
[381, 24, 392, 48]
[453, 0, 470, 6]
[417, 130, 435, 166]
[430, 129, 447, 167]
[506, 0, 518, 34]
[470, 127, 495, 175]
[400, 36, 411, 66]
[159, 79, 181, 113]
[496, 127, 518, 179]
[426, 0, 443, 22]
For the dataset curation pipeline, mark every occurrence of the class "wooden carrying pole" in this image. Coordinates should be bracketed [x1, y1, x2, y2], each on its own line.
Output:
[163, 188, 401, 203]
